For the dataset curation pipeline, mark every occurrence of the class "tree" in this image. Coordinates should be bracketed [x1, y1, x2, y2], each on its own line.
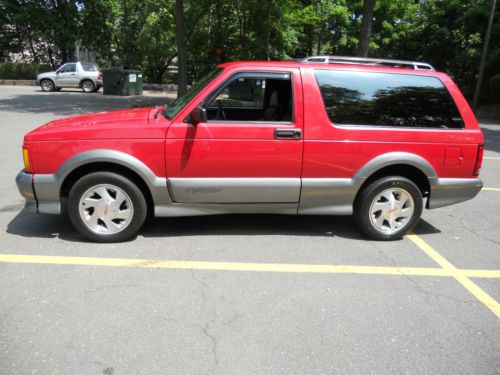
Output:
[175, 0, 187, 96]
[357, 0, 375, 57]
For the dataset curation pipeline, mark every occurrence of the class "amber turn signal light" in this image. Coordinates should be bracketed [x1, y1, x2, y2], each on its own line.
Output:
[22, 147, 31, 173]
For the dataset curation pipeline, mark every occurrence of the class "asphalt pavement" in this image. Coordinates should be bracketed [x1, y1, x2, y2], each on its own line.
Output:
[0, 86, 499, 374]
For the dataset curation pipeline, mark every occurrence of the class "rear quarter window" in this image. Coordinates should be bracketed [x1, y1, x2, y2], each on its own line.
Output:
[314, 70, 464, 129]
[82, 63, 97, 72]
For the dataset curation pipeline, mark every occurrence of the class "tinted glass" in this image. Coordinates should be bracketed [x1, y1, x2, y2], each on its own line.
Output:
[206, 75, 293, 122]
[59, 63, 76, 73]
[211, 77, 266, 109]
[164, 68, 223, 120]
[314, 70, 463, 128]
[82, 63, 97, 72]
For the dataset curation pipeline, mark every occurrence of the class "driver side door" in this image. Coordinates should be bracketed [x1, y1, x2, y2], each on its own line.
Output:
[165, 69, 304, 204]
[56, 63, 79, 87]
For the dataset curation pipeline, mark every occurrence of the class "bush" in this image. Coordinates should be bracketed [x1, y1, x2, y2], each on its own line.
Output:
[0, 63, 52, 80]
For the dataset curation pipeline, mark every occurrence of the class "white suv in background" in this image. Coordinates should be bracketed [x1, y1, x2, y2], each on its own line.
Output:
[36, 62, 103, 93]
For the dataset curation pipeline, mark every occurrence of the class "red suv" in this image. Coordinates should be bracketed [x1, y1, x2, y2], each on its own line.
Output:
[16, 57, 484, 242]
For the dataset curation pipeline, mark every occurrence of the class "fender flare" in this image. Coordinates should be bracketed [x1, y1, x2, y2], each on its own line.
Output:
[353, 152, 437, 185]
[53, 149, 170, 204]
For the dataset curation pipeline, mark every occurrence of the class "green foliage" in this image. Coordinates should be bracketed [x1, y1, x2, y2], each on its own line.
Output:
[0, 0, 499, 103]
[0, 62, 51, 79]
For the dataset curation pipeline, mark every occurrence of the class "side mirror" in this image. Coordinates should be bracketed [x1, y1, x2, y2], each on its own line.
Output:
[190, 106, 207, 125]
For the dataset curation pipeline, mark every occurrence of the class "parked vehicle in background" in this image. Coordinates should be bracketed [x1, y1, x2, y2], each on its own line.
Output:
[18, 57, 484, 243]
[36, 62, 102, 93]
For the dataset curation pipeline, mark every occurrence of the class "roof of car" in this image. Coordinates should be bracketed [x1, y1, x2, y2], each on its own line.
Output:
[218, 60, 442, 76]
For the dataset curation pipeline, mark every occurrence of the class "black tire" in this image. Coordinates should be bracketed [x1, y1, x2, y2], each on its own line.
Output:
[81, 80, 95, 93]
[354, 176, 423, 241]
[68, 172, 147, 243]
[40, 79, 55, 92]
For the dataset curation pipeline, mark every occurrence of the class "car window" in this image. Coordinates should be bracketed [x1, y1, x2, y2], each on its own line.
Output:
[213, 77, 265, 109]
[314, 70, 464, 129]
[59, 64, 77, 73]
[82, 63, 97, 72]
[206, 74, 293, 122]
[164, 68, 223, 120]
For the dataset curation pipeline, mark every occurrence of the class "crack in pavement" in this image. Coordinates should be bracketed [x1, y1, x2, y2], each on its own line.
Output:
[189, 269, 220, 374]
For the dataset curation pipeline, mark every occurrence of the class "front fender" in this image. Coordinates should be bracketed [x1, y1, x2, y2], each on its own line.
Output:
[33, 149, 171, 214]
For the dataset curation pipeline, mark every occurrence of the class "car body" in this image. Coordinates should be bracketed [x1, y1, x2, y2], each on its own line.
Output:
[17, 58, 484, 242]
[36, 62, 102, 93]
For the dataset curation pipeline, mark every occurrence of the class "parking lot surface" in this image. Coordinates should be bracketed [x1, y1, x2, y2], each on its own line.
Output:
[0, 86, 499, 374]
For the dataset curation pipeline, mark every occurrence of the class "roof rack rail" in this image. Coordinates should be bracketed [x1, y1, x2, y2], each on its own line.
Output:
[302, 55, 435, 71]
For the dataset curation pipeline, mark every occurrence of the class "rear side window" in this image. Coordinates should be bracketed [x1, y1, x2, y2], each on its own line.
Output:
[82, 63, 97, 72]
[314, 70, 463, 129]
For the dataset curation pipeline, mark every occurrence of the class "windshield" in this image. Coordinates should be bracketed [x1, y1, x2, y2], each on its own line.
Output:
[164, 68, 223, 120]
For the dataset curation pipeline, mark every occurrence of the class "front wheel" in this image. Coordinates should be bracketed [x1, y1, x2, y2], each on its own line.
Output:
[40, 79, 55, 92]
[68, 172, 147, 242]
[354, 176, 423, 241]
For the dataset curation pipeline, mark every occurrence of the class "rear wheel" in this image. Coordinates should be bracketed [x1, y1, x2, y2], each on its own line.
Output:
[68, 172, 147, 242]
[81, 80, 95, 93]
[40, 79, 55, 92]
[354, 176, 423, 240]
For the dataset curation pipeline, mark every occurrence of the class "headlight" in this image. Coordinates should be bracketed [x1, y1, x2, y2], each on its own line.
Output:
[22, 146, 31, 173]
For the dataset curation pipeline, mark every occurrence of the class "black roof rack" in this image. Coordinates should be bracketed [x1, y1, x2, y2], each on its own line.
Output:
[302, 55, 435, 71]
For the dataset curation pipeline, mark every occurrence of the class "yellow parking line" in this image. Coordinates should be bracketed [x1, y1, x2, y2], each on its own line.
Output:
[483, 156, 500, 160]
[407, 233, 500, 318]
[463, 269, 500, 278]
[0, 253, 447, 275]
[0, 253, 499, 279]
[482, 187, 500, 191]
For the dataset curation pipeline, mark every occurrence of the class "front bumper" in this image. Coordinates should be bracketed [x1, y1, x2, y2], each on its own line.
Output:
[428, 178, 483, 209]
[15, 170, 37, 212]
[16, 170, 61, 214]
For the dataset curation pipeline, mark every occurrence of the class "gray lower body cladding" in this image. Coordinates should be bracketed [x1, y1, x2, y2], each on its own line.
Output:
[16, 170, 483, 217]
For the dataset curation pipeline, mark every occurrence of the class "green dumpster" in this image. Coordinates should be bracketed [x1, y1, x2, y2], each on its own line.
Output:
[102, 68, 142, 96]
[135, 72, 143, 95]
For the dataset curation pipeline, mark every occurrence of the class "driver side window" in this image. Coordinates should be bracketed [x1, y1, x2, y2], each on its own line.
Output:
[59, 64, 76, 73]
[206, 74, 293, 123]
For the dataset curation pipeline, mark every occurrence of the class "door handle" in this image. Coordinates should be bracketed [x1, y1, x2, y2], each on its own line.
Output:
[274, 128, 302, 140]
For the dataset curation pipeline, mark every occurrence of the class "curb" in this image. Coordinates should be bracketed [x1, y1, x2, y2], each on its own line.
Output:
[143, 83, 179, 92]
[0, 80, 178, 93]
[0, 79, 36, 86]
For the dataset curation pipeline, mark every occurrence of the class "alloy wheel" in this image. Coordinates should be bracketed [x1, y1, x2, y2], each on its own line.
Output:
[78, 184, 134, 235]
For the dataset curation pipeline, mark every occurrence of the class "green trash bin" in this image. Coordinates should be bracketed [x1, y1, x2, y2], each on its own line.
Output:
[125, 70, 143, 95]
[102, 68, 140, 96]
[135, 72, 143, 95]
[103, 68, 126, 95]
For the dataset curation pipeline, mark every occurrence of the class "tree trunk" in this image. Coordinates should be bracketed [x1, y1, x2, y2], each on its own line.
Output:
[302, 0, 313, 56]
[357, 0, 376, 57]
[215, 0, 222, 64]
[175, 0, 188, 96]
[123, 0, 129, 68]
